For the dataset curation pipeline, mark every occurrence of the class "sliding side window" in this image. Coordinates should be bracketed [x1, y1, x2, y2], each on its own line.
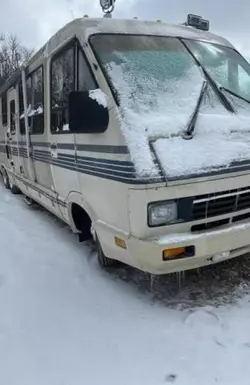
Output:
[51, 40, 97, 134]
[20, 66, 44, 135]
[1, 93, 7, 126]
[51, 44, 75, 133]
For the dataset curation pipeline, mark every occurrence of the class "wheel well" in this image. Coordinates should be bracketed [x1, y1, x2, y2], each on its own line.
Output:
[71, 203, 92, 241]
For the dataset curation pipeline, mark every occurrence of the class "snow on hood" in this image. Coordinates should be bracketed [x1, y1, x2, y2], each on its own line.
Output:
[154, 118, 250, 178]
[153, 104, 250, 178]
[106, 58, 250, 179]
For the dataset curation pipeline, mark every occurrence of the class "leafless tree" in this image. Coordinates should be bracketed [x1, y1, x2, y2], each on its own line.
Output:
[0, 34, 34, 87]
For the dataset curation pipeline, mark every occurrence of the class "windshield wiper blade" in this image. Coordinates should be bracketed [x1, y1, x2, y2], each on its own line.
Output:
[180, 41, 235, 114]
[202, 68, 236, 114]
[220, 86, 250, 105]
[183, 80, 208, 139]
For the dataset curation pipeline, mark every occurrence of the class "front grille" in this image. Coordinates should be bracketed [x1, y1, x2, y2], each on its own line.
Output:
[192, 187, 250, 221]
[191, 212, 250, 232]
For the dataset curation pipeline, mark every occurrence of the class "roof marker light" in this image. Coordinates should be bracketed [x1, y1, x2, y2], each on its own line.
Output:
[185, 14, 210, 31]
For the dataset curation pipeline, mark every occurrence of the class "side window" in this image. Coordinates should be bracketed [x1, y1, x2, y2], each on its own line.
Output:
[19, 83, 25, 135]
[51, 41, 97, 134]
[26, 76, 32, 107]
[2, 93, 7, 126]
[51, 45, 74, 133]
[10, 100, 16, 134]
[238, 65, 250, 99]
[20, 67, 44, 135]
[31, 67, 44, 135]
[78, 49, 96, 91]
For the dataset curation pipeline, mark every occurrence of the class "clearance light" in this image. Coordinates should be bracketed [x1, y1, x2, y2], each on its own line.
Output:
[162, 246, 195, 261]
[185, 14, 210, 31]
[115, 236, 127, 249]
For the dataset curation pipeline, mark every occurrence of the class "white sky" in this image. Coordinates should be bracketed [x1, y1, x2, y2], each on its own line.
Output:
[1, 0, 250, 58]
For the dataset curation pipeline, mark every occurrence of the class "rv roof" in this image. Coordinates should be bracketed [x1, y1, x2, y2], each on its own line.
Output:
[38, 17, 234, 62]
[79, 17, 233, 47]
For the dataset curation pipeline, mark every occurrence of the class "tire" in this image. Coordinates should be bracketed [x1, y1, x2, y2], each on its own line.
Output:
[10, 184, 21, 194]
[1, 168, 10, 190]
[96, 235, 118, 268]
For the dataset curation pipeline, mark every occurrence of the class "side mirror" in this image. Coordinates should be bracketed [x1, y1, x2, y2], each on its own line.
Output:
[69, 89, 109, 133]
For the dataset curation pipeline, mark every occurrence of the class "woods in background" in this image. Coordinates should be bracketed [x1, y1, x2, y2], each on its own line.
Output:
[0, 34, 34, 87]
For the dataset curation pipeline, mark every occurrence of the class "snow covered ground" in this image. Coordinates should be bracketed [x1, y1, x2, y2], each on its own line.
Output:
[1, 182, 250, 385]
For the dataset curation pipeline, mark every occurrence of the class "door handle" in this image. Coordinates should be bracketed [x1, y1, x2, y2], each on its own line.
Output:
[50, 143, 57, 150]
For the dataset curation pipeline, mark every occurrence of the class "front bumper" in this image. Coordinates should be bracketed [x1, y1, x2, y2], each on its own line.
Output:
[96, 220, 250, 275]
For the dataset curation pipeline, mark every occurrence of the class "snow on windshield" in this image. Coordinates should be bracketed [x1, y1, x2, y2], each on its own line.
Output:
[104, 46, 250, 179]
[105, 50, 204, 176]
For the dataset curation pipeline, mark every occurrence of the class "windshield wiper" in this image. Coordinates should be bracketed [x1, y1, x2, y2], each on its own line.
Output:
[181, 41, 236, 114]
[201, 68, 236, 114]
[220, 86, 250, 106]
[183, 80, 208, 139]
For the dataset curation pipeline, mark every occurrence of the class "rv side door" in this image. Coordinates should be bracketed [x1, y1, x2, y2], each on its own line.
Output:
[47, 39, 79, 211]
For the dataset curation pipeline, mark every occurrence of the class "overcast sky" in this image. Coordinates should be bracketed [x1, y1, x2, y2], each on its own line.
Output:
[1, 0, 250, 57]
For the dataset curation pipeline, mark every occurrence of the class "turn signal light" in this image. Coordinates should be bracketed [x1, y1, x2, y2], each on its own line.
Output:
[114, 236, 127, 249]
[162, 246, 195, 261]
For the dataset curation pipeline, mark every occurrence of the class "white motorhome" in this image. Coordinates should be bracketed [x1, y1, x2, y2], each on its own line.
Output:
[1, 14, 250, 274]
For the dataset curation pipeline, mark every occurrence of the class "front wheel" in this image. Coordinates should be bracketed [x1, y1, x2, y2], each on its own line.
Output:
[96, 235, 118, 268]
[9, 181, 21, 195]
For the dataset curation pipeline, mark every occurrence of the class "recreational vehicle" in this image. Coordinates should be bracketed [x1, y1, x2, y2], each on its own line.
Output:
[1, 14, 250, 274]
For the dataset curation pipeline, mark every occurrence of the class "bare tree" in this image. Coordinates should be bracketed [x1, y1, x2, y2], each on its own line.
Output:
[0, 34, 34, 87]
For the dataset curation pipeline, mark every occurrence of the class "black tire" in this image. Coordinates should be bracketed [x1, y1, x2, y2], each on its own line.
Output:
[1, 168, 10, 189]
[10, 184, 21, 195]
[96, 235, 118, 268]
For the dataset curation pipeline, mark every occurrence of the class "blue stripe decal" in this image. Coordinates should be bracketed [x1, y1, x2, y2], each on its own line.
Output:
[32, 154, 163, 184]
[2, 141, 129, 154]
[76, 144, 129, 154]
[32, 152, 149, 177]
[2, 143, 250, 182]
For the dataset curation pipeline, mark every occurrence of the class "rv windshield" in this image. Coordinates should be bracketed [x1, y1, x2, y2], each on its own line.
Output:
[90, 34, 204, 129]
[91, 35, 250, 134]
[91, 34, 250, 178]
[91, 34, 250, 114]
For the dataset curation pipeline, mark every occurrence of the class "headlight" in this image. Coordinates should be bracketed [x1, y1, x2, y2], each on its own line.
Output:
[148, 201, 177, 227]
